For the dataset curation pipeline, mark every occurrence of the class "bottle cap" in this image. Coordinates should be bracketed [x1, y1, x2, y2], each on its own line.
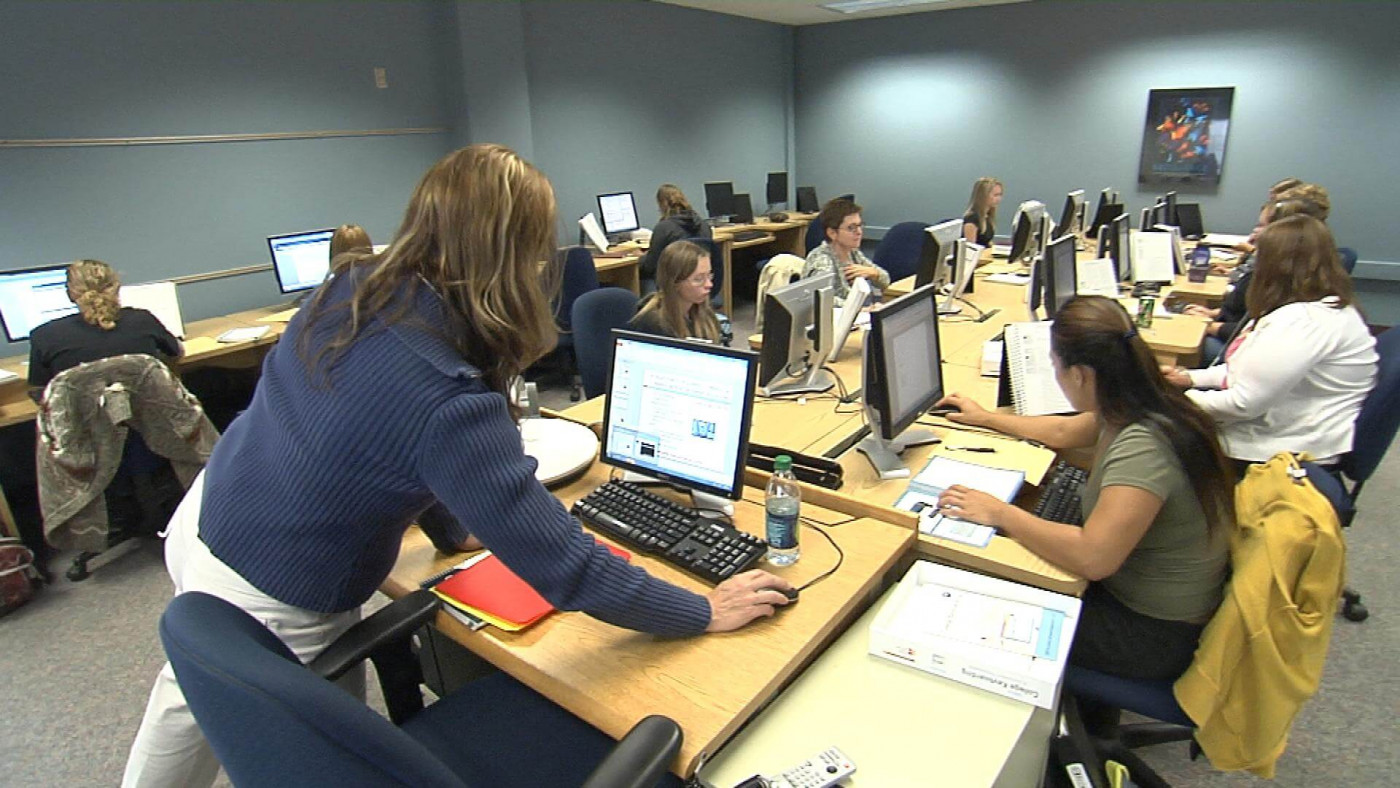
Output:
[774, 455, 793, 472]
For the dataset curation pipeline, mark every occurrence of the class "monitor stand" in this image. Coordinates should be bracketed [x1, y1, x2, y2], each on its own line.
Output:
[618, 470, 735, 516]
[856, 408, 940, 481]
[760, 364, 835, 398]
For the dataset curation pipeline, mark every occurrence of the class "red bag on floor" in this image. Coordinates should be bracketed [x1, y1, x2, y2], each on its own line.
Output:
[0, 536, 39, 615]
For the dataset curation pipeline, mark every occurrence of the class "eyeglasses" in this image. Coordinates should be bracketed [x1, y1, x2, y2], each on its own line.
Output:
[840, 223, 865, 233]
[685, 272, 715, 285]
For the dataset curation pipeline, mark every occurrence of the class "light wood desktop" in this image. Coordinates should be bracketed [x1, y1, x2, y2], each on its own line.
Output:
[697, 583, 1054, 788]
[382, 458, 912, 778]
[711, 213, 815, 316]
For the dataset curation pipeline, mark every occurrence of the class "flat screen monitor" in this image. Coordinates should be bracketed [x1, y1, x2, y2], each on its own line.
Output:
[1086, 188, 1112, 236]
[766, 172, 789, 205]
[856, 284, 943, 478]
[938, 239, 982, 315]
[1007, 200, 1046, 266]
[1043, 235, 1079, 320]
[1111, 213, 1134, 282]
[596, 191, 640, 235]
[0, 264, 76, 342]
[915, 219, 963, 288]
[795, 186, 819, 213]
[758, 273, 836, 397]
[1175, 203, 1204, 239]
[1139, 207, 1154, 232]
[1054, 190, 1085, 240]
[1087, 200, 1124, 240]
[599, 330, 758, 501]
[703, 182, 736, 220]
[268, 229, 335, 295]
[731, 193, 755, 224]
[1163, 191, 1179, 227]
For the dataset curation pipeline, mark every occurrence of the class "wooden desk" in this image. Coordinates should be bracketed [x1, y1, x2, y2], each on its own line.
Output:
[383, 460, 912, 778]
[698, 584, 1054, 787]
[590, 248, 643, 295]
[711, 213, 816, 316]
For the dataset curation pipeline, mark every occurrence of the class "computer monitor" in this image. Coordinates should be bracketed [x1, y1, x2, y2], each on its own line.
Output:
[731, 193, 756, 224]
[795, 186, 819, 213]
[1162, 191, 1179, 227]
[596, 191, 640, 235]
[758, 273, 837, 397]
[1175, 203, 1204, 239]
[704, 182, 736, 220]
[1007, 200, 1047, 266]
[828, 277, 872, 363]
[1139, 207, 1154, 232]
[915, 219, 963, 288]
[1111, 213, 1134, 283]
[1042, 235, 1079, 320]
[599, 330, 759, 511]
[1087, 200, 1124, 240]
[766, 172, 789, 205]
[1053, 190, 1085, 240]
[267, 228, 335, 295]
[938, 239, 982, 316]
[855, 284, 944, 479]
[0, 264, 75, 342]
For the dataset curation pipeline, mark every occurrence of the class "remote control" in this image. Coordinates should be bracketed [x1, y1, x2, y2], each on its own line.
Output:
[766, 747, 855, 788]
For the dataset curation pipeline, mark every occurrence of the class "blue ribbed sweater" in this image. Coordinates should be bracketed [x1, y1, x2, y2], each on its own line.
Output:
[198, 269, 712, 636]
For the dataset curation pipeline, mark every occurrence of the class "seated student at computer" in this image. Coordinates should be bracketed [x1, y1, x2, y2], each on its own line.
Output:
[935, 296, 1236, 682]
[330, 223, 372, 260]
[629, 240, 728, 345]
[961, 176, 1003, 246]
[123, 145, 793, 788]
[639, 184, 711, 292]
[1233, 176, 1302, 254]
[28, 259, 181, 391]
[802, 197, 890, 301]
[1162, 214, 1375, 467]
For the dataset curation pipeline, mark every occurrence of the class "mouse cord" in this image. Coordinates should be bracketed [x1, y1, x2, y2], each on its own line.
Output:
[795, 517, 844, 592]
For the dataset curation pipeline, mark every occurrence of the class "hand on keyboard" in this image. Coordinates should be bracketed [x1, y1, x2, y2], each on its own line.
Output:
[705, 569, 796, 632]
[936, 484, 1014, 529]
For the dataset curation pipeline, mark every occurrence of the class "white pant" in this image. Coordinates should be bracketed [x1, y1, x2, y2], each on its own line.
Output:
[122, 471, 363, 788]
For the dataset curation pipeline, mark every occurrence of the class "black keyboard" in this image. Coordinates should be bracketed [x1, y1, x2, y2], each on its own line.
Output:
[732, 229, 768, 242]
[1032, 460, 1088, 525]
[571, 480, 767, 584]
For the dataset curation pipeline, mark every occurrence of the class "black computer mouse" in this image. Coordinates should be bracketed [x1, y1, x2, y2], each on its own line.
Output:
[927, 405, 961, 417]
[777, 586, 799, 603]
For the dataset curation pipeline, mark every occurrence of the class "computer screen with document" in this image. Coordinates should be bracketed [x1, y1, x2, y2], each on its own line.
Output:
[267, 229, 335, 295]
[596, 192, 640, 235]
[0, 264, 76, 342]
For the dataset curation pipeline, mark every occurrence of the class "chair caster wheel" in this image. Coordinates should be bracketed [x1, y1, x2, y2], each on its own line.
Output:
[67, 561, 91, 582]
[1344, 599, 1369, 622]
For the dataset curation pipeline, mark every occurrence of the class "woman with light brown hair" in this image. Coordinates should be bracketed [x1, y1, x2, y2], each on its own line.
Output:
[962, 176, 1004, 246]
[639, 183, 711, 290]
[630, 240, 725, 344]
[328, 223, 372, 260]
[124, 145, 791, 788]
[28, 259, 180, 389]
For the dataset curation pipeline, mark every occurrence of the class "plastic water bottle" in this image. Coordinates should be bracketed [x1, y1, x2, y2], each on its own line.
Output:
[765, 455, 801, 566]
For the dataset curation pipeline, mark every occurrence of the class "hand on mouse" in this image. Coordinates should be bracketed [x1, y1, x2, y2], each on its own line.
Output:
[705, 569, 795, 632]
[934, 393, 990, 427]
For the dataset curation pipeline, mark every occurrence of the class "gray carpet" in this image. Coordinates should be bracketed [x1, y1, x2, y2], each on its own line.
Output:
[4, 301, 1395, 785]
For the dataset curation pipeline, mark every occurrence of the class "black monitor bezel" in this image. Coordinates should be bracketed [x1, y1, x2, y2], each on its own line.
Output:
[0, 262, 74, 342]
[1043, 234, 1079, 320]
[731, 193, 755, 224]
[795, 186, 819, 213]
[1175, 203, 1204, 239]
[865, 283, 944, 441]
[703, 181, 736, 219]
[267, 228, 336, 295]
[596, 191, 641, 235]
[766, 172, 789, 205]
[598, 329, 759, 501]
[1110, 213, 1133, 282]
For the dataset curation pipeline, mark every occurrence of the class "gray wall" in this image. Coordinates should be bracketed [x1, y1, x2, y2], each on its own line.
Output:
[794, 0, 1400, 314]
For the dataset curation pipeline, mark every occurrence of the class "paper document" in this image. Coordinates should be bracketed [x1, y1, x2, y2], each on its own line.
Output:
[1130, 231, 1176, 283]
[120, 281, 185, 339]
[579, 212, 609, 252]
[181, 336, 220, 356]
[1200, 233, 1250, 248]
[217, 326, 270, 344]
[1076, 257, 1119, 297]
[0, 368, 19, 384]
[887, 582, 1066, 659]
[896, 456, 1025, 548]
[985, 272, 1030, 285]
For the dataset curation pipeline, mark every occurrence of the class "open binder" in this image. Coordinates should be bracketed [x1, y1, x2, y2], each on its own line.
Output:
[995, 322, 1076, 416]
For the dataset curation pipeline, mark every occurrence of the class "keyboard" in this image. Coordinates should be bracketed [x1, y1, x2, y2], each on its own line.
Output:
[731, 229, 769, 242]
[571, 480, 768, 584]
[1032, 460, 1088, 525]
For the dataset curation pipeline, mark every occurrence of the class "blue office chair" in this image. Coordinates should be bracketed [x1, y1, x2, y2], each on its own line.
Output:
[1327, 325, 1400, 621]
[540, 246, 601, 400]
[1338, 246, 1358, 275]
[160, 590, 683, 788]
[872, 221, 932, 282]
[804, 216, 825, 254]
[684, 236, 725, 310]
[572, 288, 639, 400]
[1056, 667, 1199, 788]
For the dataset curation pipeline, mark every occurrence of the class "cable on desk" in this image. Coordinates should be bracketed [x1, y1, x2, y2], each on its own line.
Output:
[915, 415, 1050, 450]
[795, 517, 844, 592]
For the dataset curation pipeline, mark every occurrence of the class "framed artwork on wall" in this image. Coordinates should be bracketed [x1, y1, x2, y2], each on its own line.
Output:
[1138, 87, 1235, 187]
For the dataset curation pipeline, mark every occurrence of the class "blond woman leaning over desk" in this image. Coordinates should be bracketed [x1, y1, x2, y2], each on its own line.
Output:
[933, 296, 1236, 691]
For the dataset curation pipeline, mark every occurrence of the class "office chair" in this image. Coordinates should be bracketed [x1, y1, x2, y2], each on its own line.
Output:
[1338, 246, 1358, 275]
[684, 236, 724, 310]
[1328, 324, 1400, 621]
[804, 215, 825, 254]
[872, 221, 932, 282]
[160, 590, 683, 788]
[1056, 668, 1199, 788]
[572, 288, 639, 400]
[532, 246, 599, 401]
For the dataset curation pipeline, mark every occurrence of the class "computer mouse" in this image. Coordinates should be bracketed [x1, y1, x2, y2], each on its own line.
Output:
[927, 405, 960, 417]
[763, 585, 799, 604]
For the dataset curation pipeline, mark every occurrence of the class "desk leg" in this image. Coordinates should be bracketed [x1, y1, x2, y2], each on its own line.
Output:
[627, 266, 640, 296]
[0, 482, 16, 539]
[720, 239, 734, 317]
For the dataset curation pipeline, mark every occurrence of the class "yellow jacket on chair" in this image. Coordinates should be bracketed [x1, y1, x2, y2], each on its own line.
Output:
[1174, 453, 1345, 778]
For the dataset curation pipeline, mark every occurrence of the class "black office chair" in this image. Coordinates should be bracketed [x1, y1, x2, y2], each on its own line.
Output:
[873, 221, 932, 282]
[161, 590, 683, 788]
[804, 215, 825, 254]
[572, 288, 638, 400]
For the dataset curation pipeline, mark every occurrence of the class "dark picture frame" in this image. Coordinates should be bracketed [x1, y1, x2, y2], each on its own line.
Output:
[1137, 87, 1235, 186]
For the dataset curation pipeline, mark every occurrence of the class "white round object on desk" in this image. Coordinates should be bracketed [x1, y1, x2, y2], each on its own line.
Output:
[521, 418, 599, 487]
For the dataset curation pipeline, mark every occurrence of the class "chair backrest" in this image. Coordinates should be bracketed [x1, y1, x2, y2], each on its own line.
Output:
[1340, 325, 1400, 485]
[1338, 247, 1358, 275]
[571, 288, 638, 400]
[873, 221, 932, 282]
[161, 592, 466, 788]
[804, 216, 825, 254]
[556, 247, 600, 332]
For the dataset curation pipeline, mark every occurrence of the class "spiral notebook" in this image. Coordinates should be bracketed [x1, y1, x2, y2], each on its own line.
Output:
[997, 322, 1075, 417]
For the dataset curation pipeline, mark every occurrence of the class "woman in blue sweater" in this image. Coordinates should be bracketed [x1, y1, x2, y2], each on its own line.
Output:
[123, 145, 793, 788]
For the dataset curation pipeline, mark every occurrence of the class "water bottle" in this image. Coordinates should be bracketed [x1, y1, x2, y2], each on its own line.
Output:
[765, 455, 801, 566]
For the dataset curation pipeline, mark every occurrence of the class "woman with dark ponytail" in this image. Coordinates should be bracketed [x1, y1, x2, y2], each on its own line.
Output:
[935, 296, 1236, 681]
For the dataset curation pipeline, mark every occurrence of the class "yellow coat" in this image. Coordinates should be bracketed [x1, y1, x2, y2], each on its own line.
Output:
[1174, 453, 1346, 778]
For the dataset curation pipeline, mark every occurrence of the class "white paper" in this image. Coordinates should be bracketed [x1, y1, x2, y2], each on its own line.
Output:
[888, 583, 1047, 657]
[1200, 232, 1250, 247]
[1130, 230, 1176, 283]
[578, 212, 609, 252]
[985, 272, 1030, 285]
[217, 326, 270, 344]
[0, 368, 19, 384]
[1075, 256, 1119, 297]
[121, 281, 185, 339]
[1004, 322, 1075, 416]
[912, 456, 1025, 502]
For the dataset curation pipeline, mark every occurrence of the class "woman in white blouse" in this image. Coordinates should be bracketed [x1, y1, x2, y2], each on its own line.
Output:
[1163, 214, 1376, 465]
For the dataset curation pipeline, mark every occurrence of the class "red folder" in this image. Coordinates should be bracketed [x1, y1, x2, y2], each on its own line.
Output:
[434, 544, 631, 628]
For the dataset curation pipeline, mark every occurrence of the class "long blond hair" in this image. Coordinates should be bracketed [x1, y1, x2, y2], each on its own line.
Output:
[300, 145, 560, 409]
[67, 259, 121, 331]
[633, 241, 720, 342]
[965, 177, 1002, 234]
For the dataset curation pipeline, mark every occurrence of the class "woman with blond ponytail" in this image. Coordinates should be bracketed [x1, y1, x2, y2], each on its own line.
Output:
[27, 259, 180, 388]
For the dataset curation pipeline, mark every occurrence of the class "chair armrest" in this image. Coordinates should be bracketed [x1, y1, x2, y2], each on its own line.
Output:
[580, 715, 683, 788]
[309, 589, 440, 682]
